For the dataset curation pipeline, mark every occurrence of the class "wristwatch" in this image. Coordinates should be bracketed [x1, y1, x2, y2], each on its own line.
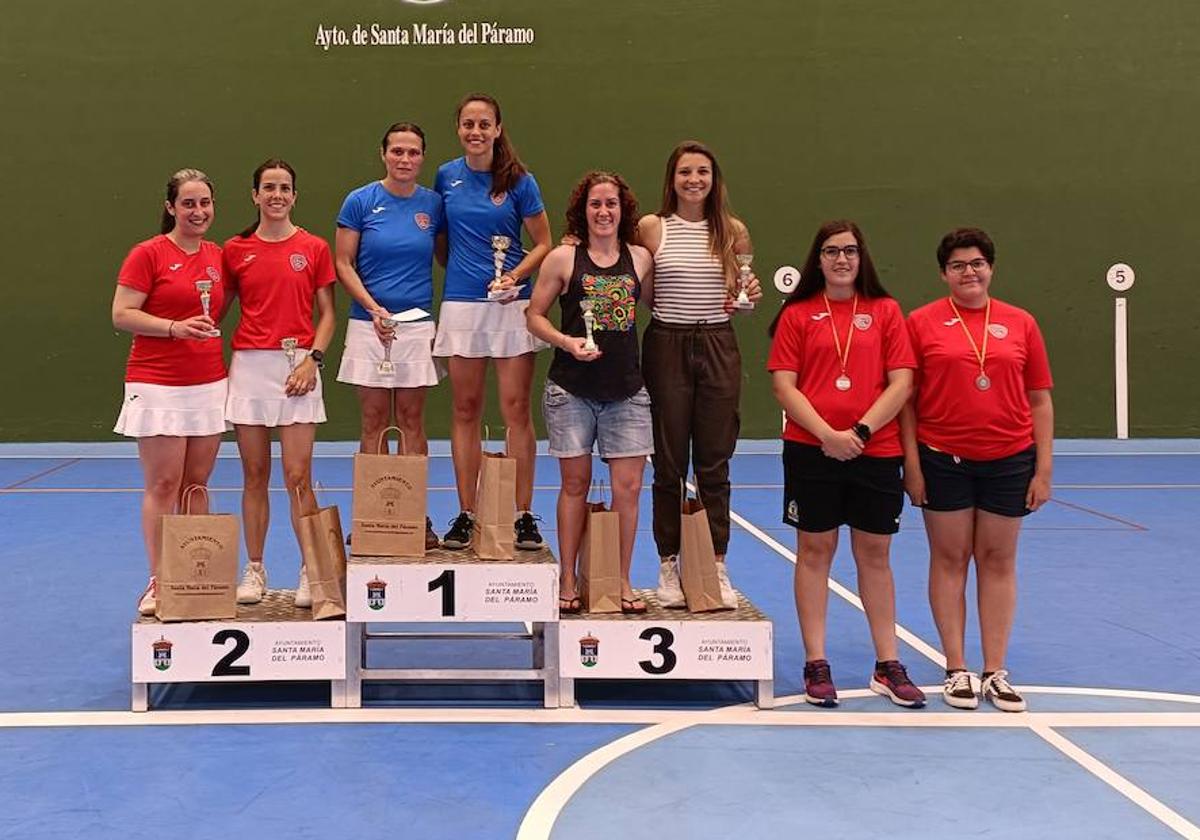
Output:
[310, 349, 325, 369]
[852, 422, 872, 444]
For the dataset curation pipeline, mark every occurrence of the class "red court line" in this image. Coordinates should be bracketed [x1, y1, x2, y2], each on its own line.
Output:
[3, 458, 82, 490]
[1048, 497, 1149, 532]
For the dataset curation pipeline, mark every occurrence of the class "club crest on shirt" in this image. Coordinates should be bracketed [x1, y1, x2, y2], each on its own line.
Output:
[491, 192, 507, 206]
[853, 313, 873, 331]
[289, 253, 308, 272]
[205, 266, 220, 282]
[414, 212, 431, 230]
[988, 323, 1009, 339]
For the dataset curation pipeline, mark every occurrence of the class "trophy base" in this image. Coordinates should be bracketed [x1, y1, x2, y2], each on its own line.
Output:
[377, 362, 395, 375]
[732, 300, 756, 311]
[205, 328, 222, 337]
[487, 288, 519, 302]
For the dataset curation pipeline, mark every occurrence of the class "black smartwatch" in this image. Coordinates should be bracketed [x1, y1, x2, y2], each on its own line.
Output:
[852, 422, 872, 444]
[310, 349, 325, 369]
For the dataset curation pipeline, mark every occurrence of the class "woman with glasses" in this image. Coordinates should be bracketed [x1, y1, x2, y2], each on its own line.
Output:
[900, 228, 1053, 712]
[767, 220, 925, 708]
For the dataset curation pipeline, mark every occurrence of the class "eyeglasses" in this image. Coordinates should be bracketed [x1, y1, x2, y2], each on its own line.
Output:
[945, 258, 990, 275]
[820, 245, 860, 260]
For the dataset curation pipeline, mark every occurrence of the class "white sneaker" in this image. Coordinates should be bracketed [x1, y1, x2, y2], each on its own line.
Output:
[137, 576, 157, 617]
[236, 563, 267, 604]
[714, 560, 738, 609]
[656, 557, 686, 608]
[942, 669, 980, 709]
[982, 669, 1027, 712]
[294, 565, 312, 608]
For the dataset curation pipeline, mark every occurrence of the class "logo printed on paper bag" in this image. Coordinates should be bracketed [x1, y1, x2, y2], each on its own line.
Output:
[152, 637, 173, 672]
[579, 633, 599, 668]
[367, 577, 388, 611]
[189, 546, 211, 578]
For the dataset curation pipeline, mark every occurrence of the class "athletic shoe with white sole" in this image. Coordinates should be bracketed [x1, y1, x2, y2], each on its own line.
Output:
[137, 576, 157, 617]
[870, 660, 927, 707]
[803, 658, 839, 707]
[655, 556, 686, 608]
[441, 511, 474, 550]
[236, 562, 267, 604]
[514, 512, 544, 550]
[981, 669, 1027, 712]
[714, 560, 738, 609]
[294, 565, 312, 609]
[942, 668, 979, 709]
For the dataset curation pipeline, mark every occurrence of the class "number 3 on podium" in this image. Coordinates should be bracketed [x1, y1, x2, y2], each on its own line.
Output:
[638, 627, 677, 675]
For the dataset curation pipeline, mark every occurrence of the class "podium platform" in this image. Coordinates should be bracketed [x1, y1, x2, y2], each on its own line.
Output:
[558, 589, 775, 709]
[345, 545, 561, 708]
[130, 589, 348, 711]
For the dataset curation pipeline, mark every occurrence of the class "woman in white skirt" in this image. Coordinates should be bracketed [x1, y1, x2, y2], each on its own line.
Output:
[432, 93, 552, 551]
[221, 159, 336, 607]
[112, 168, 228, 616]
[335, 122, 444, 549]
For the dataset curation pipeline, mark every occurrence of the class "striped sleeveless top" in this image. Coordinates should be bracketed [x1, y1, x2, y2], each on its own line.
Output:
[651, 214, 730, 324]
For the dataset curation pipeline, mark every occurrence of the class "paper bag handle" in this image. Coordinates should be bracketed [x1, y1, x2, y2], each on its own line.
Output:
[180, 484, 210, 515]
[482, 424, 512, 455]
[374, 425, 409, 455]
[293, 485, 320, 517]
[589, 480, 610, 506]
[679, 477, 700, 512]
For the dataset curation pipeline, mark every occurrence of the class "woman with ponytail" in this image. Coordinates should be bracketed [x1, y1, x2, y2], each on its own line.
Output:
[432, 93, 553, 551]
[220, 159, 336, 607]
[111, 168, 227, 616]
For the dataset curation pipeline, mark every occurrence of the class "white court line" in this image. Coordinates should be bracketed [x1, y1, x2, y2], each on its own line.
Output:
[728, 503, 948, 668]
[1031, 724, 1200, 839]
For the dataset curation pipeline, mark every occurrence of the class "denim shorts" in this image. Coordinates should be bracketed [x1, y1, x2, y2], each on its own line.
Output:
[543, 380, 654, 459]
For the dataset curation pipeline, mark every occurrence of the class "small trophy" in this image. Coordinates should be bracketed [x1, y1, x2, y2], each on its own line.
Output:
[488, 235, 517, 301]
[378, 313, 396, 375]
[281, 337, 298, 370]
[733, 254, 755, 310]
[194, 280, 221, 336]
[580, 299, 598, 352]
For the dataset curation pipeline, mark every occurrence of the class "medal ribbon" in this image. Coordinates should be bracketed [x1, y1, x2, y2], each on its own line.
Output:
[946, 296, 991, 380]
[822, 293, 858, 380]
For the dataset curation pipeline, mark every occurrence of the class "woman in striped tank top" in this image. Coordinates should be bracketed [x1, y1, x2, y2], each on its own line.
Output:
[640, 141, 761, 610]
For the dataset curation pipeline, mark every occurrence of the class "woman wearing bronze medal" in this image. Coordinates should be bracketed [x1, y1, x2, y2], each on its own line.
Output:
[901, 227, 1054, 712]
[767, 220, 925, 708]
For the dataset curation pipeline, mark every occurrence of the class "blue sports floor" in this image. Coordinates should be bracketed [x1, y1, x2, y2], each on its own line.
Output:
[1, 440, 1198, 839]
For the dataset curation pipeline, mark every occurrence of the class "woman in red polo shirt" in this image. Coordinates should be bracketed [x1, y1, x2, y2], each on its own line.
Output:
[112, 168, 227, 616]
[901, 227, 1053, 712]
[222, 159, 336, 608]
[767, 219, 925, 709]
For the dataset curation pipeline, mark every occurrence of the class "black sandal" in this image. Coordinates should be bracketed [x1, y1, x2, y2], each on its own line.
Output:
[559, 596, 582, 614]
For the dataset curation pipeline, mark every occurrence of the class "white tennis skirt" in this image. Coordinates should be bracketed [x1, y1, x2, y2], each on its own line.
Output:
[336, 318, 441, 389]
[114, 379, 230, 438]
[433, 300, 549, 358]
[226, 349, 327, 426]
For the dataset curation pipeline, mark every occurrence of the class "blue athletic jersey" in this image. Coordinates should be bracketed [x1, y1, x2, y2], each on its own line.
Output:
[336, 182, 443, 320]
[435, 157, 545, 302]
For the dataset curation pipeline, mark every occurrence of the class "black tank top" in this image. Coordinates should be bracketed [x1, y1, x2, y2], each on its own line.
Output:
[547, 244, 643, 401]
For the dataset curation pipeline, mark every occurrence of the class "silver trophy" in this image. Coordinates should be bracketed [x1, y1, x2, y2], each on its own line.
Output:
[488, 235, 516, 300]
[378, 315, 396, 375]
[281, 337, 298, 370]
[580, 299, 598, 352]
[734, 254, 755, 310]
[193, 280, 221, 336]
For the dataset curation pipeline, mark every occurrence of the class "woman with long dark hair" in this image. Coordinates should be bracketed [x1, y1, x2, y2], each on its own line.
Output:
[526, 171, 655, 613]
[335, 122, 444, 549]
[432, 93, 552, 551]
[901, 227, 1053, 712]
[222, 159, 336, 607]
[112, 168, 226, 615]
[641, 141, 760, 610]
[767, 220, 924, 708]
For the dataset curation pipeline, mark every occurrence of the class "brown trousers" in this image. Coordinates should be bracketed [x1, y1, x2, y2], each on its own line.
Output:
[641, 319, 741, 557]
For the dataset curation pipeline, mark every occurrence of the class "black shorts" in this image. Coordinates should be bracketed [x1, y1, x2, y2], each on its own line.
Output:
[919, 443, 1036, 518]
[782, 441, 904, 535]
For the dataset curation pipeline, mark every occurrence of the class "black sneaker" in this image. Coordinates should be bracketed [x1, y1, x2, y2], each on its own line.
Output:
[425, 516, 440, 551]
[514, 512, 544, 550]
[442, 511, 474, 550]
[981, 669, 1027, 712]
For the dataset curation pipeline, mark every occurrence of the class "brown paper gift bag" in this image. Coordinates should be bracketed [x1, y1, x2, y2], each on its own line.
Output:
[679, 482, 724, 613]
[297, 490, 348, 621]
[472, 438, 516, 560]
[578, 492, 622, 613]
[157, 486, 239, 622]
[351, 426, 428, 557]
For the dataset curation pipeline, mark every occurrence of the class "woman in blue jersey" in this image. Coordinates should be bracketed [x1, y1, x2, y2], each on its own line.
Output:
[432, 93, 553, 551]
[336, 122, 443, 549]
